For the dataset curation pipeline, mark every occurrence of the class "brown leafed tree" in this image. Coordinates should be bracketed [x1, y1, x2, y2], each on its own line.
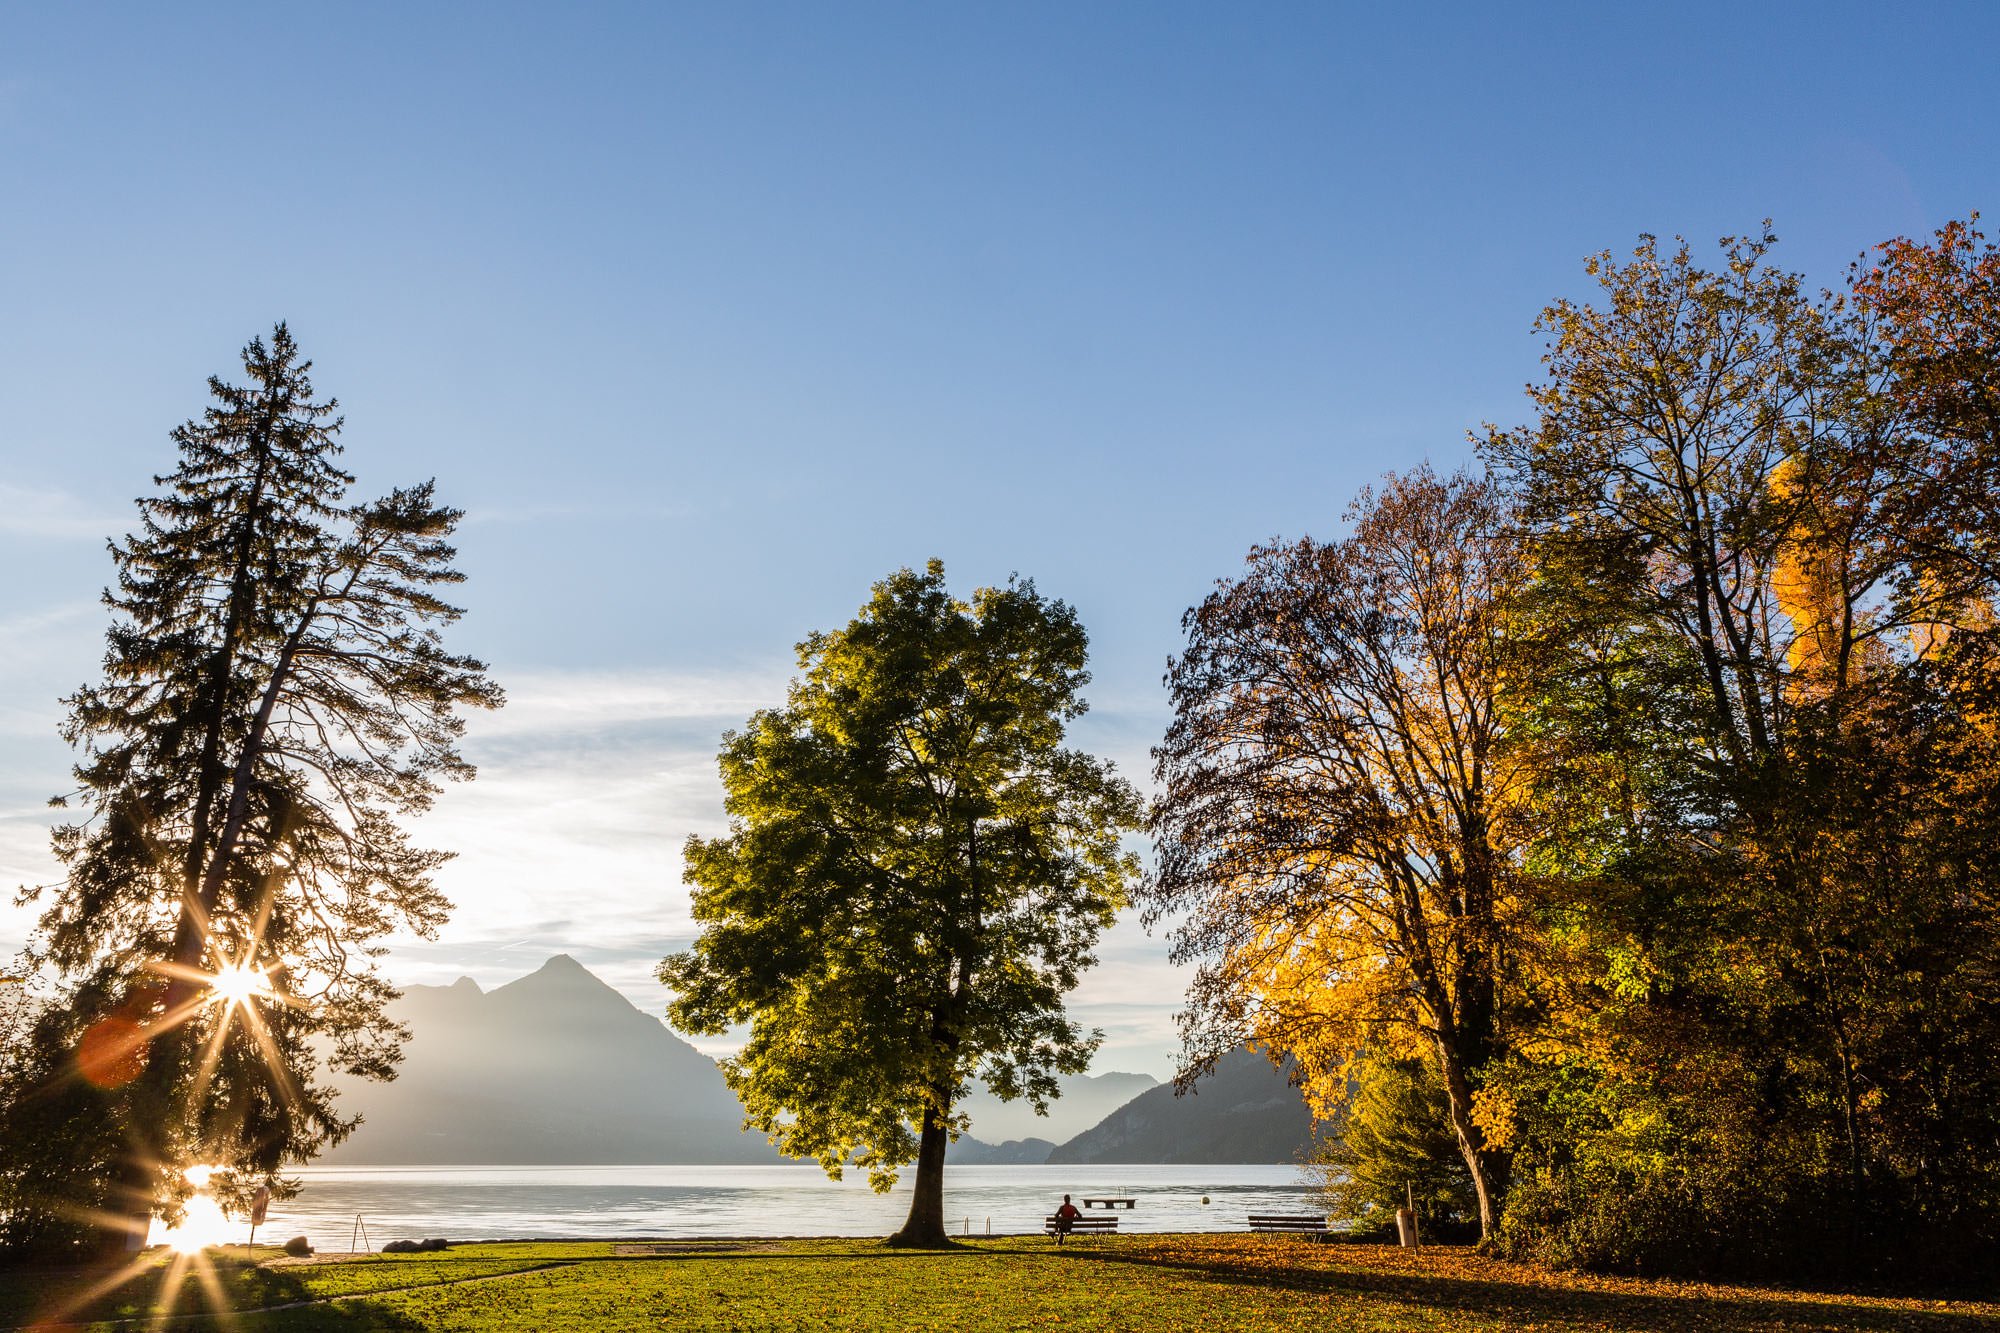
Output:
[1853, 213, 2000, 607]
[1143, 466, 1530, 1238]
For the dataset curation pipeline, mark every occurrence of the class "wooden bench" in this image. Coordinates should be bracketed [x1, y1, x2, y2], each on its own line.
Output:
[1045, 1214, 1119, 1238]
[1248, 1213, 1330, 1237]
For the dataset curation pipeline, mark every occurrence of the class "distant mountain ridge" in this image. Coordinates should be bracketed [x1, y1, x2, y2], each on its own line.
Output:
[947, 1136, 1057, 1165]
[956, 1069, 1160, 1146]
[325, 956, 1316, 1166]
[1045, 1048, 1317, 1164]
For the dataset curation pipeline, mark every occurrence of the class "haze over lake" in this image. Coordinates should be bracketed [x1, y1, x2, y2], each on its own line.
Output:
[236, 1165, 1325, 1253]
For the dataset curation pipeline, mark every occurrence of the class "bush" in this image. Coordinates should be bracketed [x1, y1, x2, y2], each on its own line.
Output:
[1487, 1039, 2000, 1282]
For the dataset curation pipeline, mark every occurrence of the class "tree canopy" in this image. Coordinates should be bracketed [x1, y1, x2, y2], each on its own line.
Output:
[1478, 223, 2000, 1277]
[1158, 218, 2000, 1280]
[661, 560, 1141, 1247]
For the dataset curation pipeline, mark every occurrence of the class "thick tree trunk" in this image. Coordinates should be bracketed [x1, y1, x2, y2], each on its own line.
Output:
[1461, 1139, 1511, 1242]
[887, 1099, 954, 1248]
[1436, 1026, 1509, 1242]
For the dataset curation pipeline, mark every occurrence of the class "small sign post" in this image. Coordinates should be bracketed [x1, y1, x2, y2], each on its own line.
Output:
[248, 1185, 271, 1253]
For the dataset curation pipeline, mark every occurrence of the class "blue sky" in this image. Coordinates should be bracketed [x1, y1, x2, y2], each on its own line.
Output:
[3, 2, 1997, 1076]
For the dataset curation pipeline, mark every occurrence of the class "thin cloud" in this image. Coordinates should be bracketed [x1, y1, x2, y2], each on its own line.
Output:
[468, 667, 790, 738]
[3, 658, 1191, 1078]
[0, 483, 125, 541]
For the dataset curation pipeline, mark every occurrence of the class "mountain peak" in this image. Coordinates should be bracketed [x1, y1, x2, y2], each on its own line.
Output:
[449, 976, 483, 994]
[493, 952, 629, 1006]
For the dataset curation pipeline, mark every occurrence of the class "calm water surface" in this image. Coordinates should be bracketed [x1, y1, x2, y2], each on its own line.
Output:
[253, 1164, 1324, 1251]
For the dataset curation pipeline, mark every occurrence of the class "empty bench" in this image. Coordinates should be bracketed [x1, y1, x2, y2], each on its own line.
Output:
[1045, 1214, 1120, 1237]
[1248, 1213, 1330, 1238]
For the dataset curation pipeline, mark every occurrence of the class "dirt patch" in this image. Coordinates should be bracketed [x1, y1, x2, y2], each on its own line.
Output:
[263, 1252, 371, 1267]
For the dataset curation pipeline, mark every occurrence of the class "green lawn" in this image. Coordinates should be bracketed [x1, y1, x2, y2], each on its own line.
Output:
[4, 1235, 1994, 1332]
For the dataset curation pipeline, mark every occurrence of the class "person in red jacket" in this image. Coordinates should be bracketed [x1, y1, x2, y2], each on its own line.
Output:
[1052, 1194, 1082, 1245]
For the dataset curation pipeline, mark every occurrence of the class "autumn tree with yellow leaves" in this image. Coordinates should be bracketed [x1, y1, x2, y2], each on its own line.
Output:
[1144, 467, 1532, 1240]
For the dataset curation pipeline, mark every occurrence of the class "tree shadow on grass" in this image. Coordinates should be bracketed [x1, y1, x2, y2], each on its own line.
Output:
[0, 1250, 427, 1332]
[1067, 1245, 2000, 1332]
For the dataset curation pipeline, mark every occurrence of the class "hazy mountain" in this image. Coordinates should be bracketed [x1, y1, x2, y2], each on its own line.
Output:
[955, 1070, 1159, 1145]
[946, 1136, 1057, 1165]
[1044, 1048, 1320, 1164]
[323, 955, 781, 1164]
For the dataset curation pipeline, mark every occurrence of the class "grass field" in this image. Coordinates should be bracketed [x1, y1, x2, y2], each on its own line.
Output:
[4, 1235, 1996, 1332]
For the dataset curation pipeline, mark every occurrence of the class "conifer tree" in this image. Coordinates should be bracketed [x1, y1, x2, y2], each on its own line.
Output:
[19, 325, 501, 1255]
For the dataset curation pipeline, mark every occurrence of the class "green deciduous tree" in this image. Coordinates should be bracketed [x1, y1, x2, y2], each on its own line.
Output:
[16, 325, 501, 1257]
[660, 561, 1141, 1248]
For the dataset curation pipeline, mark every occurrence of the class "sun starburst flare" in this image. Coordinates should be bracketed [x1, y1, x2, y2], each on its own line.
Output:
[28, 1192, 246, 1332]
[206, 961, 274, 1009]
[45, 924, 299, 1332]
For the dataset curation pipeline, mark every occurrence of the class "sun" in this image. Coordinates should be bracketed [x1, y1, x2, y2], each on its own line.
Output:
[207, 962, 272, 1008]
[159, 1194, 234, 1254]
[153, 1166, 235, 1254]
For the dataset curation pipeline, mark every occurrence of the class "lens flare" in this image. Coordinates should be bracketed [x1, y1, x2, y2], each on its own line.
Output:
[76, 1014, 148, 1087]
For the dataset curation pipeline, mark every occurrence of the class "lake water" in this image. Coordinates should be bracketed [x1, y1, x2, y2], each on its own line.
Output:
[243, 1164, 1327, 1252]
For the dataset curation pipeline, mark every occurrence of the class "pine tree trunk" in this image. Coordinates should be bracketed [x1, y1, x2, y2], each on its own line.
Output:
[90, 446, 281, 1260]
[887, 1100, 953, 1248]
